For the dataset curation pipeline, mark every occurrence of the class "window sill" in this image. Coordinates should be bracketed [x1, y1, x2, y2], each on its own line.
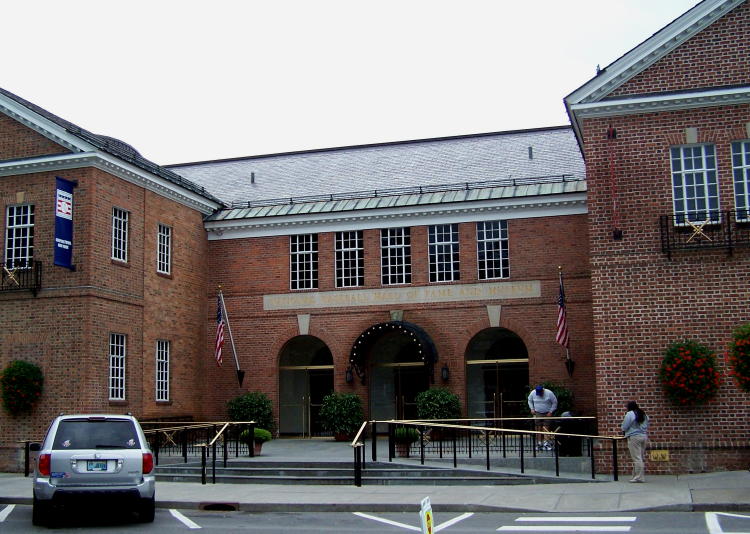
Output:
[156, 271, 173, 280]
[111, 259, 130, 268]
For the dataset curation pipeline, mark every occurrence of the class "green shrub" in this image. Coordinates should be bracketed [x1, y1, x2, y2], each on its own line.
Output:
[394, 427, 420, 443]
[227, 392, 275, 433]
[415, 388, 461, 420]
[1, 360, 43, 416]
[239, 427, 272, 444]
[319, 392, 364, 435]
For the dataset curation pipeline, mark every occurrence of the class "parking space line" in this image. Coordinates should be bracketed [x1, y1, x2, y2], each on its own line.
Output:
[498, 527, 630, 532]
[515, 517, 636, 522]
[170, 509, 202, 529]
[353, 512, 421, 531]
[436, 512, 474, 531]
[0, 504, 15, 522]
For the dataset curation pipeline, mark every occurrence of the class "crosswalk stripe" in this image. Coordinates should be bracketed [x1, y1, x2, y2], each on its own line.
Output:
[436, 512, 474, 531]
[516, 517, 637, 522]
[169, 509, 202, 529]
[498, 527, 631, 532]
[353, 512, 421, 531]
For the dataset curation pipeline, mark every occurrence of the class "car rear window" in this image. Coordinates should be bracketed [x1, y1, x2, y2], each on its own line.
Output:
[52, 419, 141, 450]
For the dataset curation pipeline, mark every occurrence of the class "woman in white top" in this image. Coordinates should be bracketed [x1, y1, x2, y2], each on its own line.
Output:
[621, 400, 649, 483]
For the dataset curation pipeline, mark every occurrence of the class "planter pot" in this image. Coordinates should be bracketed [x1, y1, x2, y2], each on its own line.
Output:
[334, 433, 353, 442]
[254, 442, 263, 455]
[395, 443, 412, 457]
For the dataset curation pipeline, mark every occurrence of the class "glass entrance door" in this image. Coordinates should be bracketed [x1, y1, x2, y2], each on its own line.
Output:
[279, 365, 334, 436]
[370, 363, 428, 421]
[466, 359, 528, 419]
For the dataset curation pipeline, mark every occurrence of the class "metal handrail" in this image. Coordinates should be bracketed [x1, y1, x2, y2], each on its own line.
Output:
[350, 421, 369, 487]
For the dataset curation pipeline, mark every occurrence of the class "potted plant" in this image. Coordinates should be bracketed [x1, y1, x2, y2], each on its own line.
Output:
[728, 323, 750, 393]
[415, 388, 461, 440]
[394, 427, 420, 457]
[659, 340, 721, 405]
[226, 391, 276, 433]
[240, 427, 272, 455]
[319, 392, 364, 441]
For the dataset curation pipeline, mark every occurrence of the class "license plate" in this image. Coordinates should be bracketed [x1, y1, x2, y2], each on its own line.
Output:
[86, 460, 107, 472]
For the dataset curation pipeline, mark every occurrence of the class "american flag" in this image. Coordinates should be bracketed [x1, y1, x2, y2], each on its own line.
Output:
[214, 295, 225, 366]
[556, 271, 570, 349]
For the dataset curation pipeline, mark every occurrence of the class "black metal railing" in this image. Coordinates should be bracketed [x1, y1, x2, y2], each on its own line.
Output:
[660, 210, 750, 257]
[1, 260, 42, 296]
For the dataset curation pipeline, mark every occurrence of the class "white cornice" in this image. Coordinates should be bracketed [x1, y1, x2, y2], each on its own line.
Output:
[0, 152, 221, 214]
[570, 86, 750, 119]
[204, 193, 587, 239]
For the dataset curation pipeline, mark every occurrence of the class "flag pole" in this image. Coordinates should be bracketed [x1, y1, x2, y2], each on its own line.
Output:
[218, 288, 245, 387]
[558, 266, 575, 377]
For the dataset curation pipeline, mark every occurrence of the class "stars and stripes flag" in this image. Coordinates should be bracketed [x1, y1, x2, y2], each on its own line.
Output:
[556, 269, 570, 349]
[214, 295, 225, 366]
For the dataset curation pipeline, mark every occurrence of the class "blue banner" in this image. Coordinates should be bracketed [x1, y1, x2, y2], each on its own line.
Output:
[54, 177, 76, 270]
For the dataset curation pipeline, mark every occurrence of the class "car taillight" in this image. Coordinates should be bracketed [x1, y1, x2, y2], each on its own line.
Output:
[38, 454, 51, 477]
[142, 452, 153, 474]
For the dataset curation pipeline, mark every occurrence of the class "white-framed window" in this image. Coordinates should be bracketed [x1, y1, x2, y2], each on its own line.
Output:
[732, 140, 750, 222]
[109, 333, 126, 401]
[670, 145, 720, 224]
[429, 223, 460, 282]
[156, 340, 170, 402]
[335, 230, 364, 287]
[477, 220, 509, 280]
[290, 234, 318, 290]
[157, 223, 172, 274]
[111, 207, 129, 262]
[381, 227, 411, 285]
[4, 204, 34, 269]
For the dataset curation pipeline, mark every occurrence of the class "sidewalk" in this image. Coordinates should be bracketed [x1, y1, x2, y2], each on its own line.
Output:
[2, 438, 748, 513]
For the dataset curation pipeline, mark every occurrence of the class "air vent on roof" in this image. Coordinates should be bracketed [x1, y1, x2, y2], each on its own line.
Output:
[528, 147, 533, 160]
[251, 172, 255, 184]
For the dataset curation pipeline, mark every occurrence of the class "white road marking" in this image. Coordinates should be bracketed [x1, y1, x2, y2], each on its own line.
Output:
[705, 511, 750, 534]
[170, 509, 202, 529]
[515, 517, 636, 522]
[353, 512, 420, 531]
[497, 527, 630, 532]
[0, 504, 15, 522]
[435, 512, 474, 531]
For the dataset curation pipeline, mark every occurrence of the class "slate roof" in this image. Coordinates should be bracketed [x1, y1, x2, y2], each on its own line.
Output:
[169, 126, 585, 206]
[0, 87, 223, 206]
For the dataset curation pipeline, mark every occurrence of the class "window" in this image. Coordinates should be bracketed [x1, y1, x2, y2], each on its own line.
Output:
[477, 220, 509, 279]
[156, 340, 170, 402]
[4, 204, 34, 269]
[429, 224, 460, 282]
[335, 230, 364, 287]
[290, 234, 318, 290]
[109, 334, 126, 400]
[670, 145, 719, 224]
[112, 208, 129, 262]
[157, 224, 172, 274]
[732, 141, 750, 221]
[381, 227, 411, 285]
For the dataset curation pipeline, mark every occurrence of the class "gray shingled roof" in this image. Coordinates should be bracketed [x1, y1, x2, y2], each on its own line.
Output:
[170, 126, 585, 205]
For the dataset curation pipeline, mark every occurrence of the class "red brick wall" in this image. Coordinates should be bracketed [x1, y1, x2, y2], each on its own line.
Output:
[0, 113, 70, 160]
[610, 1, 750, 97]
[202, 216, 595, 427]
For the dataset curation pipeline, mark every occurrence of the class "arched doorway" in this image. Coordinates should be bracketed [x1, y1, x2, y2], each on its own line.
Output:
[278, 336, 334, 437]
[465, 328, 529, 419]
[350, 322, 437, 421]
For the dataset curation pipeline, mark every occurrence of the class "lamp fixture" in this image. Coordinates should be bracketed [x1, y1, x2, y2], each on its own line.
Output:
[441, 365, 449, 382]
[345, 367, 354, 384]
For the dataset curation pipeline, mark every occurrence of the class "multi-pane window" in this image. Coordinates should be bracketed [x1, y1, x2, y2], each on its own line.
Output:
[4, 204, 34, 269]
[156, 340, 170, 402]
[381, 227, 411, 285]
[112, 208, 129, 262]
[157, 224, 172, 274]
[429, 224, 460, 282]
[109, 333, 126, 401]
[477, 220, 509, 279]
[732, 141, 750, 221]
[335, 231, 364, 287]
[670, 145, 719, 224]
[290, 234, 318, 290]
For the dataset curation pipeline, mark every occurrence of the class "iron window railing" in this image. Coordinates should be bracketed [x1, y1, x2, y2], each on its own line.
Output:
[660, 210, 750, 257]
[1, 260, 42, 296]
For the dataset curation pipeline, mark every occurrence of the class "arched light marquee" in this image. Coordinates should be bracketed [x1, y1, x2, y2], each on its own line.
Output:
[348, 321, 438, 385]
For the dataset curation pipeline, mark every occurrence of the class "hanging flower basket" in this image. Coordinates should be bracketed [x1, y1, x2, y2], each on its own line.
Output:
[728, 323, 750, 393]
[1, 360, 44, 416]
[659, 340, 720, 406]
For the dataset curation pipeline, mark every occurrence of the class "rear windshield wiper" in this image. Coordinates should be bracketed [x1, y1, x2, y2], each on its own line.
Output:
[94, 444, 124, 449]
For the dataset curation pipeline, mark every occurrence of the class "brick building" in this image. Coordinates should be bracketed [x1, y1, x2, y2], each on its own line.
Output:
[1, 0, 748, 473]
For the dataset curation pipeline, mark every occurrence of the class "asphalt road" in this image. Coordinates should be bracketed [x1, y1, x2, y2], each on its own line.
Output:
[2, 505, 750, 533]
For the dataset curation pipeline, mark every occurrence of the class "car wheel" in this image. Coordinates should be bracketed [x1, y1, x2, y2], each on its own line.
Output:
[139, 496, 155, 523]
[32, 494, 50, 527]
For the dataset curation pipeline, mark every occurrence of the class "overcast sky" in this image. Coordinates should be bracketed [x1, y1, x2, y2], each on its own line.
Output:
[2, 0, 699, 165]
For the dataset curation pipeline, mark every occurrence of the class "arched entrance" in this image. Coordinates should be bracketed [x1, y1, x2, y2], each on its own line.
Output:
[465, 328, 529, 419]
[350, 322, 437, 421]
[278, 336, 334, 437]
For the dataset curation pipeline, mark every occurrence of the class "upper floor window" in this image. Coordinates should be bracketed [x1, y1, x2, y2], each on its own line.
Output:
[112, 207, 129, 262]
[335, 230, 363, 288]
[477, 220, 509, 280]
[381, 227, 411, 285]
[429, 224, 460, 282]
[290, 234, 318, 290]
[157, 224, 172, 274]
[670, 145, 719, 224]
[4, 204, 34, 269]
[109, 333, 126, 401]
[156, 340, 170, 402]
[732, 140, 750, 222]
